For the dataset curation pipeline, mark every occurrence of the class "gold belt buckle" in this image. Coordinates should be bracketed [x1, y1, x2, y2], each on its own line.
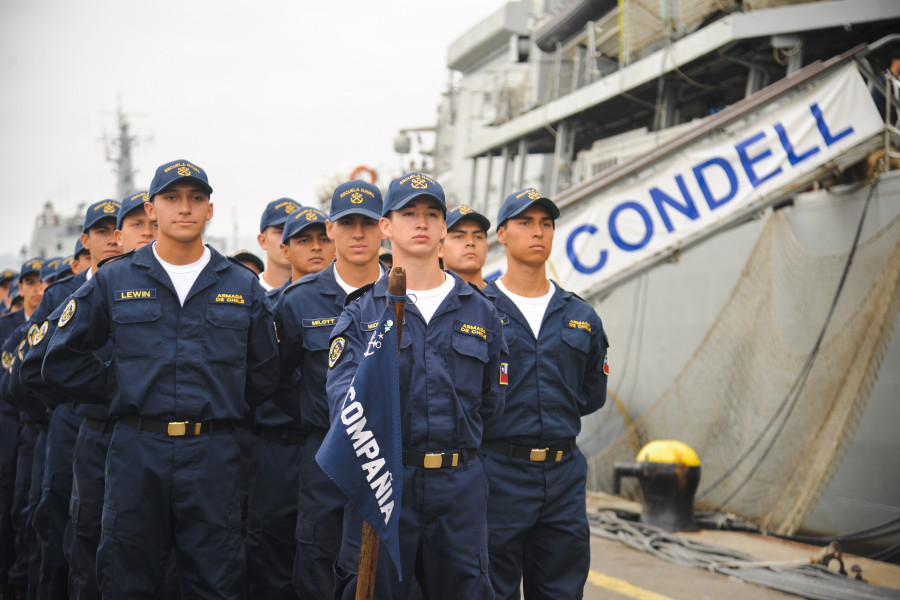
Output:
[530, 448, 548, 461]
[423, 453, 444, 469]
[167, 421, 201, 436]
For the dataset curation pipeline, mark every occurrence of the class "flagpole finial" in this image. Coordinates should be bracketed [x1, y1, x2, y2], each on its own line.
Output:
[388, 267, 406, 297]
[388, 267, 406, 354]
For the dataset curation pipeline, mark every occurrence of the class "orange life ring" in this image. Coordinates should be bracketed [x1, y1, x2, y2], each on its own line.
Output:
[350, 165, 377, 183]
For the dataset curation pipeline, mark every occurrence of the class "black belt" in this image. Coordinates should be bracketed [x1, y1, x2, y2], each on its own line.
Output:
[257, 426, 305, 446]
[118, 415, 234, 437]
[307, 427, 327, 442]
[481, 439, 575, 462]
[402, 449, 477, 469]
[83, 417, 115, 434]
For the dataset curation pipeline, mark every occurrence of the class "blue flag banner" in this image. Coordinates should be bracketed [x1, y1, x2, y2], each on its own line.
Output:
[316, 301, 404, 579]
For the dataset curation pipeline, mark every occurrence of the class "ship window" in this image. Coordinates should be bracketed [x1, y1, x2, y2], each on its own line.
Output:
[592, 158, 619, 176]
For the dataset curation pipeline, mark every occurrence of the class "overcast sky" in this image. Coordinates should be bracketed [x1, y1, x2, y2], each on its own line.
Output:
[0, 0, 508, 266]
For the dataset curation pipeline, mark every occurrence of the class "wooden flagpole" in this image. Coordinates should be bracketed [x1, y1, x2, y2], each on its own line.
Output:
[355, 266, 406, 600]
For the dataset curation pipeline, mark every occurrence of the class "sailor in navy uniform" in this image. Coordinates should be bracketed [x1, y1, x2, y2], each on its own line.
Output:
[38, 258, 62, 291]
[328, 173, 507, 600]
[257, 198, 303, 293]
[480, 189, 609, 600]
[71, 240, 91, 277]
[0, 270, 17, 313]
[55, 256, 74, 283]
[0, 319, 38, 579]
[439, 205, 491, 289]
[24, 198, 121, 599]
[0, 258, 45, 595]
[273, 181, 384, 598]
[244, 205, 332, 599]
[237, 196, 302, 556]
[0, 260, 43, 342]
[0, 266, 23, 596]
[43, 159, 279, 599]
[0, 342, 18, 596]
[21, 192, 150, 600]
[2, 282, 23, 316]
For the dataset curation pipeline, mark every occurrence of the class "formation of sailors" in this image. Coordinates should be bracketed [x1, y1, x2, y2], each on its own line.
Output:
[0, 159, 609, 600]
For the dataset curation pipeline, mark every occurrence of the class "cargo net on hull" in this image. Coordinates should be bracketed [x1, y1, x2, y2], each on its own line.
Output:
[586, 197, 900, 536]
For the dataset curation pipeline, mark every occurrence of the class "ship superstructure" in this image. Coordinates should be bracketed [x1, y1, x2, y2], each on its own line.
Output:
[418, 0, 900, 550]
[29, 109, 228, 258]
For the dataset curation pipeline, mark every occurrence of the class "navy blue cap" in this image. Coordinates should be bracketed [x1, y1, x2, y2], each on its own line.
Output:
[231, 250, 265, 274]
[282, 208, 328, 244]
[446, 205, 491, 233]
[495, 187, 560, 231]
[83, 199, 121, 232]
[117, 191, 150, 230]
[382, 172, 445, 216]
[19, 258, 44, 281]
[73, 238, 88, 258]
[7, 282, 20, 302]
[330, 181, 383, 221]
[40, 257, 62, 282]
[260, 198, 302, 232]
[0, 269, 17, 284]
[57, 256, 74, 278]
[148, 159, 213, 199]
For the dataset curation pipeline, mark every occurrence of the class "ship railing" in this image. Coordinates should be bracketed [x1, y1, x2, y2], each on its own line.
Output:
[852, 33, 900, 172]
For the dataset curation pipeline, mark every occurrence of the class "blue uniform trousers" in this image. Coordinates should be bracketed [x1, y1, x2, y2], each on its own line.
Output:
[292, 434, 343, 599]
[26, 427, 46, 600]
[479, 447, 590, 600]
[98, 423, 245, 600]
[7, 423, 34, 589]
[234, 419, 256, 531]
[335, 458, 493, 600]
[34, 404, 80, 600]
[69, 418, 182, 600]
[245, 433, 301, 600]
[0, 412, 18, 583]
[68, 419, 112, 600]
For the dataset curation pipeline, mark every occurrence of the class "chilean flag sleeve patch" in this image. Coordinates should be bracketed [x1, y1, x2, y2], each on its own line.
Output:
[603, 354, 610, 376]
[499, 363, 508, 386]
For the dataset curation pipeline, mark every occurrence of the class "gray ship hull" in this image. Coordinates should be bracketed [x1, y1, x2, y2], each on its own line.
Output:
[583, 170, 900, 540]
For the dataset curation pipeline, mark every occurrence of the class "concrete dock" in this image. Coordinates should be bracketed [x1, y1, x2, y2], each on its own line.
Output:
[582, 493, 900, 599]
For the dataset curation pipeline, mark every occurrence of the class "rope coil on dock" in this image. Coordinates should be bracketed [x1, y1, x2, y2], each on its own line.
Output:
[589, 510, 900, 600]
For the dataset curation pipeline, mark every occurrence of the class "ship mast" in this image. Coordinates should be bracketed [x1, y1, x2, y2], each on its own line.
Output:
[102, 104, 147, 200]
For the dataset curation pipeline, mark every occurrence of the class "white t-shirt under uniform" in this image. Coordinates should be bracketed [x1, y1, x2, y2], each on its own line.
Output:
[409, 273, 455, 325]
[152, 243, 211, 306]
[495, 279, 554, 338]
[258, 272, 274, 293]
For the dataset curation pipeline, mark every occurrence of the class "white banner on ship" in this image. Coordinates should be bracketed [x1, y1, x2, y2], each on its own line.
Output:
[483, 63, 884, 295]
